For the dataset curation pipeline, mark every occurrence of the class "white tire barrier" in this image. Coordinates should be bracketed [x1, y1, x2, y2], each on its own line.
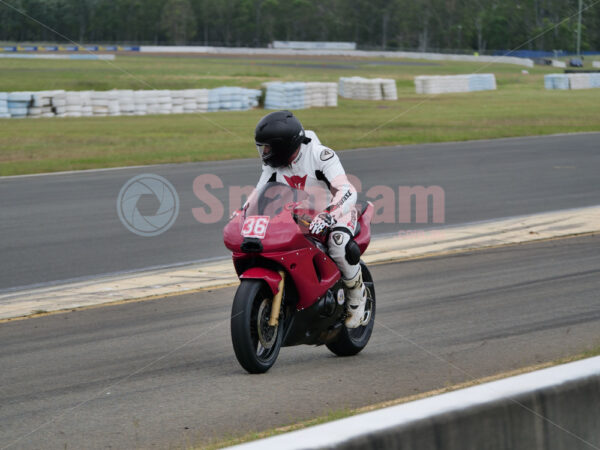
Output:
[414, 74, 496, 94]
[544, 73, 600, 90]
[338, 77, 397, 100]
[0, 87, 262, 119]
[593, 61, 600, 68]
[551, 60, 567, 68]
[263, 82, 337, 110]
[568, 73, 592, 90]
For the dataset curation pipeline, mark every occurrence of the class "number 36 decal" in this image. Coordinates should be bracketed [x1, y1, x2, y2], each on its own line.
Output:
[241, 216, 270, 239]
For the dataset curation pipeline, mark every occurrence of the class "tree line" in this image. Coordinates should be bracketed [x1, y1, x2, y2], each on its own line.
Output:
[1, 0, 599, 53]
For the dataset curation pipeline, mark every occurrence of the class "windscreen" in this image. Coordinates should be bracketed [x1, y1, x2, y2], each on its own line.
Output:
[245, 182, 310, 218]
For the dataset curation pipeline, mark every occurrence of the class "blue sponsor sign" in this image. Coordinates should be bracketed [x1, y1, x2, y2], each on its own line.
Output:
[42, 46, 58, 51]
[104, 45, 118, 51]
[2, 46, 17, 52]
[22, 46, 38, 51]
[84, 46, 99, 51]
[121, 46, 140, 51]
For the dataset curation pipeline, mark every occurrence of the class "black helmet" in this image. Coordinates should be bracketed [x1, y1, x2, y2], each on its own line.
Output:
[255, 111, 311, 168]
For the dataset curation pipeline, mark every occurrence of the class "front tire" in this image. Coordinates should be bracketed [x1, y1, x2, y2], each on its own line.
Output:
[231, 279, 284, 373]
[326, 262, 376, 357]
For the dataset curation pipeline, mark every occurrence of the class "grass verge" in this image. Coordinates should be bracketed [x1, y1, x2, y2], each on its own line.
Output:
[1, 55, 599, 176]
[199, 344, 600, 449]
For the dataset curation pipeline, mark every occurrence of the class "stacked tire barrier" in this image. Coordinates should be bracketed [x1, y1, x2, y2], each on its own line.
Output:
[211, 87, 262, 111]
[544, 74, 570, 90]
[544, 73, 600, 90]
[263, 82, 338, 109]
[551, 60, 567, 68]
[6, 92, 32, 118]
[0, 88, 262, 118]
[0, 93, 9, 118]
[306, 82, 338, 107]
[338, 77, 398, 100]
[593, 61, 600, 68]
[414, 74, 497, 94]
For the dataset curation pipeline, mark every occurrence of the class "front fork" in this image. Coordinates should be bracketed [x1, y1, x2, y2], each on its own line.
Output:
[268, 271, 285, 326]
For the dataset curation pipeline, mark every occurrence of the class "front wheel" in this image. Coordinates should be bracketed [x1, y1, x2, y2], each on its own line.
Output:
[326, 262, 376, 357]
[231, 279, 284, 373]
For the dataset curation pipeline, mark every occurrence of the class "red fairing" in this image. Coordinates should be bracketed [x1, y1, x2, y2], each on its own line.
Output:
[223, 197, 373, 311]
[239, 267, 282, 295]
[354, 203, 374, 254]
[232, 248, 341, 310]
[224, 208, 309, 253]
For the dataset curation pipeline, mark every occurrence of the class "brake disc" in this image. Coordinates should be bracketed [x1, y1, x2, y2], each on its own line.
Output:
[257, 298, 277, 349]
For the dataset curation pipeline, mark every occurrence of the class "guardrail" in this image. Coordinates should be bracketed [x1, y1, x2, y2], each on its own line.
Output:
[272, 41, 356, 50]
[0, 45, 138, 52]
[139, 46, 534, 67]
[0, 53, 115, 60]
[227, 356, 600, 450]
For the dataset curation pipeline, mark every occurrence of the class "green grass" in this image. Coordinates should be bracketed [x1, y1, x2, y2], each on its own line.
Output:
[199, 408, 354, 450]
[1, 54, 599, 176]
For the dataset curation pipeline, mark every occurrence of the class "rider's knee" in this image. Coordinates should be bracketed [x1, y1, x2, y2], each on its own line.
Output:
[328, 229, 360, 266]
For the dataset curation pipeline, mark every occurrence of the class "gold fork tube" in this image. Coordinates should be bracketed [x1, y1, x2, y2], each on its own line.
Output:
[268, 271, 285, 327]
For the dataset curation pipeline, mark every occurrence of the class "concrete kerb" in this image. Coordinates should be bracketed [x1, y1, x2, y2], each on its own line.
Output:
[1, 205, 599, 321]
[225, 356, 600, 450]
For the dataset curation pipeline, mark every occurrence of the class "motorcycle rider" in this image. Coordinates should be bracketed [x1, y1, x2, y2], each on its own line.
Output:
[251, 110, 367, 328]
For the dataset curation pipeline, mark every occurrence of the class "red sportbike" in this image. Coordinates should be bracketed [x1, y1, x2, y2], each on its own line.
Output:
[224, 182, 376, 373]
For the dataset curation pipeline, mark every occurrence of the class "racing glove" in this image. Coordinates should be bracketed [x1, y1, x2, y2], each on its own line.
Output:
[309, 212, 336, 236]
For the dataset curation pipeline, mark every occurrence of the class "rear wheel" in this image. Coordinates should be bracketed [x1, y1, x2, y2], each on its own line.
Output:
[231, 280, 284, 373]
[326, 263, 376, 357]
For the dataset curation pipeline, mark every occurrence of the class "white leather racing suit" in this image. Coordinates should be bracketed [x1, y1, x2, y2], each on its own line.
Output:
[253, 130, 360, 280]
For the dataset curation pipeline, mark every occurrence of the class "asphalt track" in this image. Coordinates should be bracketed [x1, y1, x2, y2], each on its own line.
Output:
[1, 235, 599, 449]
[1, 133, 600, 291]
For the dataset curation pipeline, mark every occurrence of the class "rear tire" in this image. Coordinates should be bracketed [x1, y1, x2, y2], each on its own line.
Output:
[326, 262, 376, 357]
[231, 279, 284, 373]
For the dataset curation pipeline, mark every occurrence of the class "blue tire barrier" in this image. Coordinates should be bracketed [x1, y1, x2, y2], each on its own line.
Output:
[544, 74, 570, 90]
[8, 92, 32, 102]
[545, 73, 600, 90]
[264, 82, 337, 109]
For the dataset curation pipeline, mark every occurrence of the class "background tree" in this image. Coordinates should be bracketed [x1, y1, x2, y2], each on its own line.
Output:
[0, 0, 598, 52]
[161, 0, 197, 44]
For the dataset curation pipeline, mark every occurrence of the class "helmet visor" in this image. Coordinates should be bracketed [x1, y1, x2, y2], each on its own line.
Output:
[255, 142, 271, 160]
